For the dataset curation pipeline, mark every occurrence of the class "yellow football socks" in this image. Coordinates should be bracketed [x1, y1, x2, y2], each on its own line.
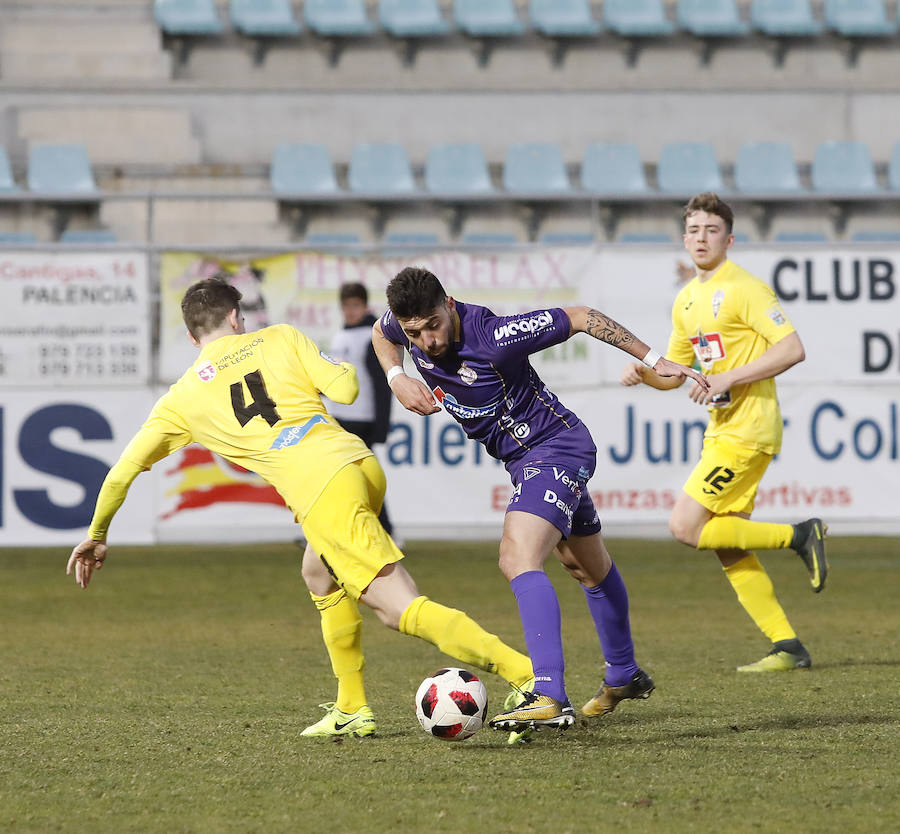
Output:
[723, 554, 797, 643]
[310, 588, 367, 713]
[698, 515, 793, 552]
[399, 595, 533, 688]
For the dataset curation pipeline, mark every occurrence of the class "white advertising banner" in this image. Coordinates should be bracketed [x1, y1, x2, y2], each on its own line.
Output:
[0, 252, 150, 387]
[0, 389, 155, 545]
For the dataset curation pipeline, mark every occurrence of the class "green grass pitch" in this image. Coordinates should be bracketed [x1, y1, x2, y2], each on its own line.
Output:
[2, 537, 898, 833]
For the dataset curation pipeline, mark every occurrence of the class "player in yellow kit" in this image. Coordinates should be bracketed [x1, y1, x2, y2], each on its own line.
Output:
[621, 193, 828, 672]
[67, 277, 533, 736]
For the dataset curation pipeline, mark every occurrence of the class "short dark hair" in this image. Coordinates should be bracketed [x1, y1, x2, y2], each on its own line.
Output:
[339, 282, 368, 304]
[386, 267, 447, 320]
[683, 192, 734, 234]
[181, 276, 242, 339]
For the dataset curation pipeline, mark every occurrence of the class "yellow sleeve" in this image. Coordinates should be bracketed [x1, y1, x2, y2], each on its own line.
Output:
[742, 279, 796, 345]
[292, 327, 360, 405]
[666, 293, 696, 366]
[87, 396, 192, 540]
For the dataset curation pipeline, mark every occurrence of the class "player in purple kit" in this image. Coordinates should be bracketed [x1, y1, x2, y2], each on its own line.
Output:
[374, 267, 709, 737]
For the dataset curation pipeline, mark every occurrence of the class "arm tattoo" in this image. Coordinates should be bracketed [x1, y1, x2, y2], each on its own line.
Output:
[585, 309, 636, 349]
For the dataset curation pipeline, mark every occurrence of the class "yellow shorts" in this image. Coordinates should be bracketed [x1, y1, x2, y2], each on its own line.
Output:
[683, 436, 773, 516]
[302, 454, 404, 599]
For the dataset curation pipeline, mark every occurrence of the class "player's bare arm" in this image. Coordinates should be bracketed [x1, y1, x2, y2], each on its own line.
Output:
[371, 318, 440, 416]
[621, 362, 686, 391]
[564, 306, 709, 391]
[690, 331, 805, 405]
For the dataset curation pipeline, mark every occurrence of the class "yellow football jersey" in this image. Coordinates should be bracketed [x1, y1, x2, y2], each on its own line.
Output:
[101, 323, 371, 531]
[666, 260, 795, 454]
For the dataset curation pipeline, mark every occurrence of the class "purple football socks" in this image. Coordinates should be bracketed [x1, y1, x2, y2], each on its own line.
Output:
[583, 563, 639, 687]
[510, 570, 567, 703]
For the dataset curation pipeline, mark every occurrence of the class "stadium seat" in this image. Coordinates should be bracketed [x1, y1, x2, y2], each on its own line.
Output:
[59, 229, 118, 243]
[657, 142, 723, 193]
[382, 232, 441, 246]
[461, 232, 520, 245]
[750, 0, 822, 35]
[305, 232, 362, 246]
[677, 0, 749, 36]
[503, 143, 572, 193]
[270, 144, 340, 195]
[824, 0, 897, 36]
[348, 143, 417, 194]
[453, 0, 526, 36]
[529, 0, 602, 36]
[0, 231, 37, 244]
[378, 0, 451, 37]
[27, 144, 98, 194]
[304, 0, 376, 35]
[889, 142, 900, 191]
[618, 232, 674, 243]
[153, 0, 224, 34]
[734, 142, 803, 193]
[539, 232, 595, 245]
[850, 231, 900, 242]
[425, 143, 494, 195]
[0, 147, 19, 192]
[773, 231, 829, 242]
[603, 0, 675, 36]
[230, 0, 302, 36]
[581, 143, 649, 194]
[812, 141, 879, 192]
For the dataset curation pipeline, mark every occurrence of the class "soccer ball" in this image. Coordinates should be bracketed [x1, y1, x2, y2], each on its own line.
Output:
[414, 667, 488, 741]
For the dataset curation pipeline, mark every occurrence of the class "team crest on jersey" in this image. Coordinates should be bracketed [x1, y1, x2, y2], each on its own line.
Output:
[512, 422, 530, 440]
[196, 361, 217, 382]
[458, 363, 477, 385]
[523, 466, 541, 481]
[712, 289, 725, 318]
[689, 330, 725, 370]
[767, 305, 787, 325]
[417, 356, 435, 369]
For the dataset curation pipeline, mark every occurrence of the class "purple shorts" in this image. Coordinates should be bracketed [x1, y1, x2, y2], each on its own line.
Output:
[505, 457, 602, 539]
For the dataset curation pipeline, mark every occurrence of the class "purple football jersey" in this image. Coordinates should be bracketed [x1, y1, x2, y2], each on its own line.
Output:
[380, 302, 596, 467]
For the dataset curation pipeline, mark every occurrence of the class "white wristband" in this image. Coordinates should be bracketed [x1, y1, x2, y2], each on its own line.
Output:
[642, 349, 661, 369]
[386, 365, 406, 386]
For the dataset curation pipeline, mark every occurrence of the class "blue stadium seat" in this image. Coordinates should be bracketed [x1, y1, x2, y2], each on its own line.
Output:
[889, 142, 900, 191]
[503, 143, 572, 193]
[462, 232, 520, 245]
[774, 231, 829, 242]
[305, 233, 362, 246]
[619, 232, 674, 243]
[539, 232, 595, 245]
[529, 0, 602, 36]
[677, 0, 749, 36]
[27, 144, 98, 194]
[304, 0, 376, 35]
[581, 143, 649, 194]
[732, 232, 751, 242]
[379, 0, 451, 36]
[453, 0, 526, 35]
[603, 0, 675, 36]
[230, 0, 302, 36]
[824, 0, 897, 36]
[850, 231, 900, 242]
[383, 232, 441, 246]
[812, 141, 879, 192]
[270, 144, 340, 195]
[734, 142, 803, 193]
[750, 0, 822, 35]
[0, 147, 19, 192]
[154, 0, 224, 34]
[0, 231, 37, 244]
[657, 142, 723, 193]
[348, 144, 417, 194]
[59, 229, 118, 243]
[425, 143, 494, 194]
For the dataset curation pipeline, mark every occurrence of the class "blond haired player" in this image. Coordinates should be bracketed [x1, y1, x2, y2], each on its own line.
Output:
[621, 193, 828, 672]
[67, 277, 533, 736]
